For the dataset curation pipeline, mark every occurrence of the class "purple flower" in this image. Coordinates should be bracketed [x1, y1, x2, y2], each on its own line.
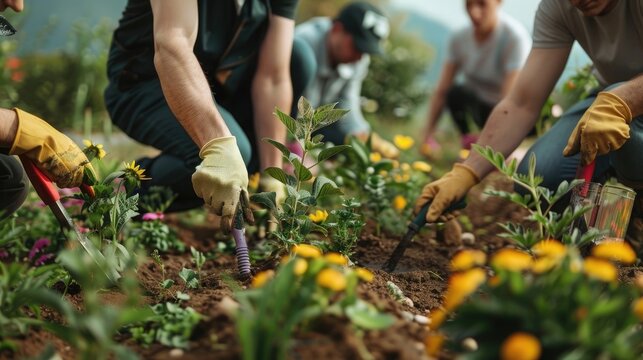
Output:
[28, 238, 51, 261]
[0, 249, 8, 259]
[34, 253, 54, 266]
[142, 212, 165, 221]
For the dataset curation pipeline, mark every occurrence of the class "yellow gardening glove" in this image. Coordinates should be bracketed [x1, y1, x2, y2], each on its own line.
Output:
[8, 108, 94, 188]
[563, 92, 633, 166]
[370, 132, 399, 159]
[413, 163, 479, 223]
[192, 136, 254, 233]
[258, 174, 286, 234]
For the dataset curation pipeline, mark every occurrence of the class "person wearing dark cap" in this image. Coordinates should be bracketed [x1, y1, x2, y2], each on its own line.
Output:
[293, 1, 399, 158]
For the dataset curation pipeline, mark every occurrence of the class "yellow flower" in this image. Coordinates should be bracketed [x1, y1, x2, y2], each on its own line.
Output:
[308, 209, 329, 223]
[316, 268, 347, 291]
[500, 332, 541, 360]
[251, 270, 274, 288]
[632, 297, 643, 321]
[591, 240, 636, 264]
[355, 267, 374, 282]
[391, 160, 400, 169]
[392, 195, 407, 212]
[583, 257, 617, 282]
[123, 160, 150, 180]
[248, 172, 260, 191]
[369, 152, 382, 163]
[450, 250, 487, 272]
[393, 173, 411, 183]
[488, 275, 502, 287]
[424, 333, 445, 357]
[531, 239, 566, 259]
[293, 258, 308, 276]
[428, 308, 447, 330]
[400, 162, 411, 172]
[531, 256, 559, 274]
[459, 149, 470, 160]
[393, 135, 415, 150]
[292, 244, 322, 258]
[491, 249, 532, 272]
[82, 139, 107, 160]
[324, 252, 348, 266]
[412, 161, 432, 173]
[443, 268, 486, 311]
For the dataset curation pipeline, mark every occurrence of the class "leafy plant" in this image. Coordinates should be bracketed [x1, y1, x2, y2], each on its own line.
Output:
[251, 98, 348, 247]
[427, 241, 643, 359]
[474, 144, 601, 248]
[324, 198, 365, 258]
[129, 298, 202, 349]
[235, 244, 393, 360]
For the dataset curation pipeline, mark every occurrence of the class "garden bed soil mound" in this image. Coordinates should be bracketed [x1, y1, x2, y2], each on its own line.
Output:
[6, 173, 525, 360]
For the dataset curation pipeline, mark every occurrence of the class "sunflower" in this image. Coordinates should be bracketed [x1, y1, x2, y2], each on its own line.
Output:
[82, 139, 107, 160]
[123, 160, 150, 181]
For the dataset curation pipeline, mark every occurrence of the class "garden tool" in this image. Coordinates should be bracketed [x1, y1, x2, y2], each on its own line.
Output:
[0, 15, 16, 36]
[19, 157, 120, 283]
[571, 160, 598, 233]
[383, 198, 467, 273]
[231, 208, 251, 280]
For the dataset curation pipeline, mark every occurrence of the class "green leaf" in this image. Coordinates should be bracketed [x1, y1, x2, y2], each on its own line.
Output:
[292, 159, 313, 182]
[264, 167, 289, 185]
[274, 108, 298, 136]
[250, 192, 277, 211]
[297, 96, 314, 120]
[312, 176, 343, 199]
[317, 145, 351, 162]
[345, 300, 395, 330]
[263, 138, 291, 158]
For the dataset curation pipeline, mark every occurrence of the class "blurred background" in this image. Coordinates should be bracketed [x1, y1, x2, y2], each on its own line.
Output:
[0, 0, 593, 160]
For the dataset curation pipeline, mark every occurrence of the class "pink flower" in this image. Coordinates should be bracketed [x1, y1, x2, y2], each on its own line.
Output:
[142, 212, 165, 221]
[0, 249, 8, 259]
[77, 226, 90, 234]
[28, 238, 51, 261]
[34, 253, 54, 266]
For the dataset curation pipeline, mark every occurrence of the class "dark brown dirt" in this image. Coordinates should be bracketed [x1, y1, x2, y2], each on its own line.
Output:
[5, 172, 528, 360]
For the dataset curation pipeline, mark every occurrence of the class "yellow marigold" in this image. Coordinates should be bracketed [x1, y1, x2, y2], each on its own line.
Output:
[248, 172, 260, 191]
[251, 270, 274, 288]
[531, 256, 559, 274]
[379, 170, 388, 177]
[424, 333, 445, 357]
[443, 268, 486, 311]
[391, 160, 400, 169]
[412, 161, 432, 173]
[633, 297, 643, 321]
[583, 257, 617, 282]
[82, 139, 107, 159]
[316, 268, 347, 291]
[500, 332, 541, 360]
[355, 267, 374, 282]
[293, 258, 308, 276]
[459, 149, 470, 160]
[308, 209, 329, 223]
[393, 135, 415, 150]
[491, 249, 532, 272]
[531, 239, 566, 259]
[400, 162, 411, 172]
[392, 195, 407, 212]
[324, 252, 348, 266]
[450, 249, 487, 272]
[292, 244, 322, 258]
[428, 308, 447, 330]
[591, 240, 636, 264]
[369, 152, 382, 163]
[393, 173, 411, 183]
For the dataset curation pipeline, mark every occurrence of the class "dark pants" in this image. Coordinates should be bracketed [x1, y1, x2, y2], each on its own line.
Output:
[104, 38, 314, 212]
[446, 85, 494, 135]
[0, 154, 29, 219]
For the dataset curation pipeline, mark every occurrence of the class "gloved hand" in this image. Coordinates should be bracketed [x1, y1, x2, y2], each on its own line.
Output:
[370, 132, 399, 159]
[413, 163, 479, 222]
[258, 174, 286, 234]
[563, 91, 632, 166]
[8, 108, 94, 188]
[420, 137, 442, 159]
[192, 136, 254, 233]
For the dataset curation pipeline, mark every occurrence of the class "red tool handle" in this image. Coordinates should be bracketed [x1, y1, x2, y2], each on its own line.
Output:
[576, 160, 596, 197]
[19, 156, 95, 204]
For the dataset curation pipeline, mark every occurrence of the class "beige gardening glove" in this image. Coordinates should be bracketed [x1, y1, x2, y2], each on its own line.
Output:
[413, 163, 479, 223]
[192, 136, 254, 233]
[370, 132, 400, 159]
[563, 92, 633, 166]
[258, 174, 286, 234]
[9, 108, 95, 188]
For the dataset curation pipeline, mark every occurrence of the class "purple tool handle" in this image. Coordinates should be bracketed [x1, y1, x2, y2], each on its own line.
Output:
[232, 228, 251, 280]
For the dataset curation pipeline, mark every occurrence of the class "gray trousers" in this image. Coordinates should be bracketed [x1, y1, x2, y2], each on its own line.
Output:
[0, 154, 28, 219]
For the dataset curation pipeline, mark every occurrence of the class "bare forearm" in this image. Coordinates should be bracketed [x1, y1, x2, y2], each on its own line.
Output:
[154, 42, 231, 148]
[609, 73, 643, 117]
[252, 77, 291, 170]
[463, 100, 539, 178]
[424, 92, 447, 140]
[0, 108, 18, 148]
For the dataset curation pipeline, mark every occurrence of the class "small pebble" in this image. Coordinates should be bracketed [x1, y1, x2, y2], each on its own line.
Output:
[169, 348, 184, 358]
[414, 341, 426, 352]
[400, 297, 414, 307]
[462, 337, 478, 351]
[218, 296, 239, 316]
[461, 232, 475, 245]
[414, 314, 429, 325]
[401, 311, 414, 321]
